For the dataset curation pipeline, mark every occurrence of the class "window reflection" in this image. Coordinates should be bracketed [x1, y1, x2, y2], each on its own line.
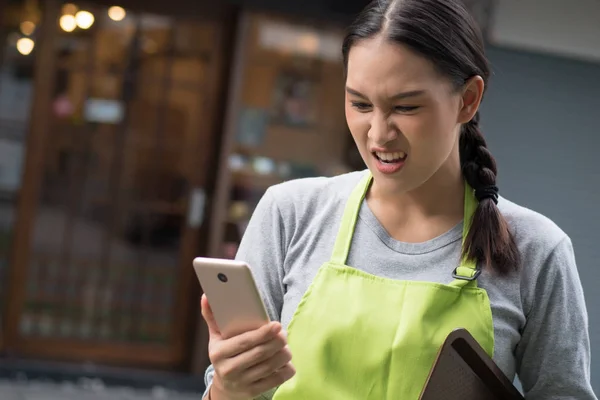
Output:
[220, 14, 361, 258]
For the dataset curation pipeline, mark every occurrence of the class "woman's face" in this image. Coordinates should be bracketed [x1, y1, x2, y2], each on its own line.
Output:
[345, 37, 480, 196]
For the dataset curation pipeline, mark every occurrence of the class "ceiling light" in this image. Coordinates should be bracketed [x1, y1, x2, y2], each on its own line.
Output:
[108, 6, 126, 22]
[62, 3, 78, 15]
[16, 38, 35, 55]
[75, 10, 95, 29]
[20, 21, 36, 36]
[60, 14, 77, 32]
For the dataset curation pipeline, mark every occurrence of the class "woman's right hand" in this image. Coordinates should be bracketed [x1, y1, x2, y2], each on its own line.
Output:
[201, 295, 296, 400]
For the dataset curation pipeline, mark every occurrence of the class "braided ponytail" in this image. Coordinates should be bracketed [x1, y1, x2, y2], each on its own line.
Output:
[460, 112, 520, 275]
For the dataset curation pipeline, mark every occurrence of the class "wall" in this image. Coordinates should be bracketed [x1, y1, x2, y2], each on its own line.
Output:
[490, 0, 600, 63]
[481, 46, 600, 391]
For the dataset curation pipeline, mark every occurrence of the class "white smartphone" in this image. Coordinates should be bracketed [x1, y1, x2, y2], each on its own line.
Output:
[193, 257, 270, 339]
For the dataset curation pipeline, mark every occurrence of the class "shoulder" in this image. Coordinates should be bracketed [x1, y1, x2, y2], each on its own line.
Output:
[267, 170, 368, 216]
[497, 196, 579, 312]
[490, 198, 584, 323]
[497, 196, 569, 258]
[261, 170, 367, 240]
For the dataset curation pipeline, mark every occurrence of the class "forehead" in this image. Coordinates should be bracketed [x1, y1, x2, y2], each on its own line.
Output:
[346, 37, 445, 93]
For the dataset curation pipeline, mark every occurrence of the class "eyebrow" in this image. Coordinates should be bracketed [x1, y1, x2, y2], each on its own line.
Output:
[345, 86, 426, 100]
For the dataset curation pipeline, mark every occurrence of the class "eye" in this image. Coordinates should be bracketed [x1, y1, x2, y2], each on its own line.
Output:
[350, 101, 372, 112]
[394, 106, 420, 113]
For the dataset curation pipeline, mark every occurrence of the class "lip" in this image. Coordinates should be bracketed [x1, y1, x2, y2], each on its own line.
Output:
[370, 147, 406, 154]
[372, 152, 406, 175]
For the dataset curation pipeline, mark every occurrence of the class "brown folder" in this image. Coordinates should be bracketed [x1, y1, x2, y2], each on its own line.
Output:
[419, 329, 525, 400]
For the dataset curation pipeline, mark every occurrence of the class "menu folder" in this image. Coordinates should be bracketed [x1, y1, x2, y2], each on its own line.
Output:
[419, 328, 525, 400]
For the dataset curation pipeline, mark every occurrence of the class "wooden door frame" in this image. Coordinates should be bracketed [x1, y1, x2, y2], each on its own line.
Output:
[191, 10, 252, 376]
[4, 0, 61, 352]
[0, 0, 7, 79]
[0, 0, 7, 353]
[172, 5, 240, 371]
[4, 0, 239, 369]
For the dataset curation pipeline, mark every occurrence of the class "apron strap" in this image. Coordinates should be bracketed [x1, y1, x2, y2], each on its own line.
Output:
[330, 173, 372, 265]
[331, 172, 481, 287]
[449, 183, 480, 288]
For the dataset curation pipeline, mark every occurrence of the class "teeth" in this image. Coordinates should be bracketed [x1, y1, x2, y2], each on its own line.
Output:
[375, 151, 406, 161]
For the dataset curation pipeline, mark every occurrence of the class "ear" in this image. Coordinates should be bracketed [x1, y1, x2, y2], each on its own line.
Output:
[457, 76, 485, 124]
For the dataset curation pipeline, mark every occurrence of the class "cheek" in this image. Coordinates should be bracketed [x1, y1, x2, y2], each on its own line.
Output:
[345, 106, 369, 143]
[395, 114, 437, 151]
[401, 109, 457, 164]
[406, 107, 446, 137]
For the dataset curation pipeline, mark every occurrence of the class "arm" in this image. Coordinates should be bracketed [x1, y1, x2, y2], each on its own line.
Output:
[516, 237, 597, 400]
[203, 187, 288, 399]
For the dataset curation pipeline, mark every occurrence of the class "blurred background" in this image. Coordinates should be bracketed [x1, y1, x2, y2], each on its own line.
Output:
[0, 0, 597, 398]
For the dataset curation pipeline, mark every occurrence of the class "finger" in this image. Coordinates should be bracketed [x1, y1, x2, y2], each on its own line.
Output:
[214, 322, 281, 360]
[236, 330, 287, 369]
[248, 364, 296, 396]
[218, 331, 287, 380]
[242, 346, 293, 384]
[201, 294, 221, 338]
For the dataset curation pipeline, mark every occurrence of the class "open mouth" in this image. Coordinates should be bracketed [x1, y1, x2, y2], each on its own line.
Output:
[373, 151, 407, 163]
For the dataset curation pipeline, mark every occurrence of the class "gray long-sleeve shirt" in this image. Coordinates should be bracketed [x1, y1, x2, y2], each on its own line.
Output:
[205, 170, 596, 399]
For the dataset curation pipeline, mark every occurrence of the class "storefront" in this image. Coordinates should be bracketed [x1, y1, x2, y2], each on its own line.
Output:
[0, 0, 362, 374]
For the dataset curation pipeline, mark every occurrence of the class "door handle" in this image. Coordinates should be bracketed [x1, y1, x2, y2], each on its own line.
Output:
[187, 187, 206, 228]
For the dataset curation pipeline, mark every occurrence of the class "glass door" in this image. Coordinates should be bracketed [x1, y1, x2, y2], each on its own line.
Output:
[5, 0, 230, 368]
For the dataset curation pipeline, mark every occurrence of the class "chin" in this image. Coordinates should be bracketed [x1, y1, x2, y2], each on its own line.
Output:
[368, 167, 407, 192]
[369, 167, 430, 196]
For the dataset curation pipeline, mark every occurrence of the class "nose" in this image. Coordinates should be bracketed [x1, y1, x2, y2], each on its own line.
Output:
[368, 111, 398, 145]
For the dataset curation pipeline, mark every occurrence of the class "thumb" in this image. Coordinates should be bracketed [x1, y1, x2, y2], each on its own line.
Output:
[201, 294, 222, 339]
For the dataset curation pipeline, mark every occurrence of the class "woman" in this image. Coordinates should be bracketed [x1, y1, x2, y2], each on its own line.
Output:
[202, 0, 597, 399]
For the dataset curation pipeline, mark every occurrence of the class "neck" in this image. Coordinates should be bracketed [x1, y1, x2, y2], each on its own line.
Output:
[366, 155, 465, 242]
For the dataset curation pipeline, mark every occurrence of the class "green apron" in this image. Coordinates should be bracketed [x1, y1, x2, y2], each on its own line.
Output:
[272, 173, 495, 400]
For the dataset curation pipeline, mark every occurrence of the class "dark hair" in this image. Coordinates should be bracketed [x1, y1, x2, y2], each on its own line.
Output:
[342, 0, 520, 275]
